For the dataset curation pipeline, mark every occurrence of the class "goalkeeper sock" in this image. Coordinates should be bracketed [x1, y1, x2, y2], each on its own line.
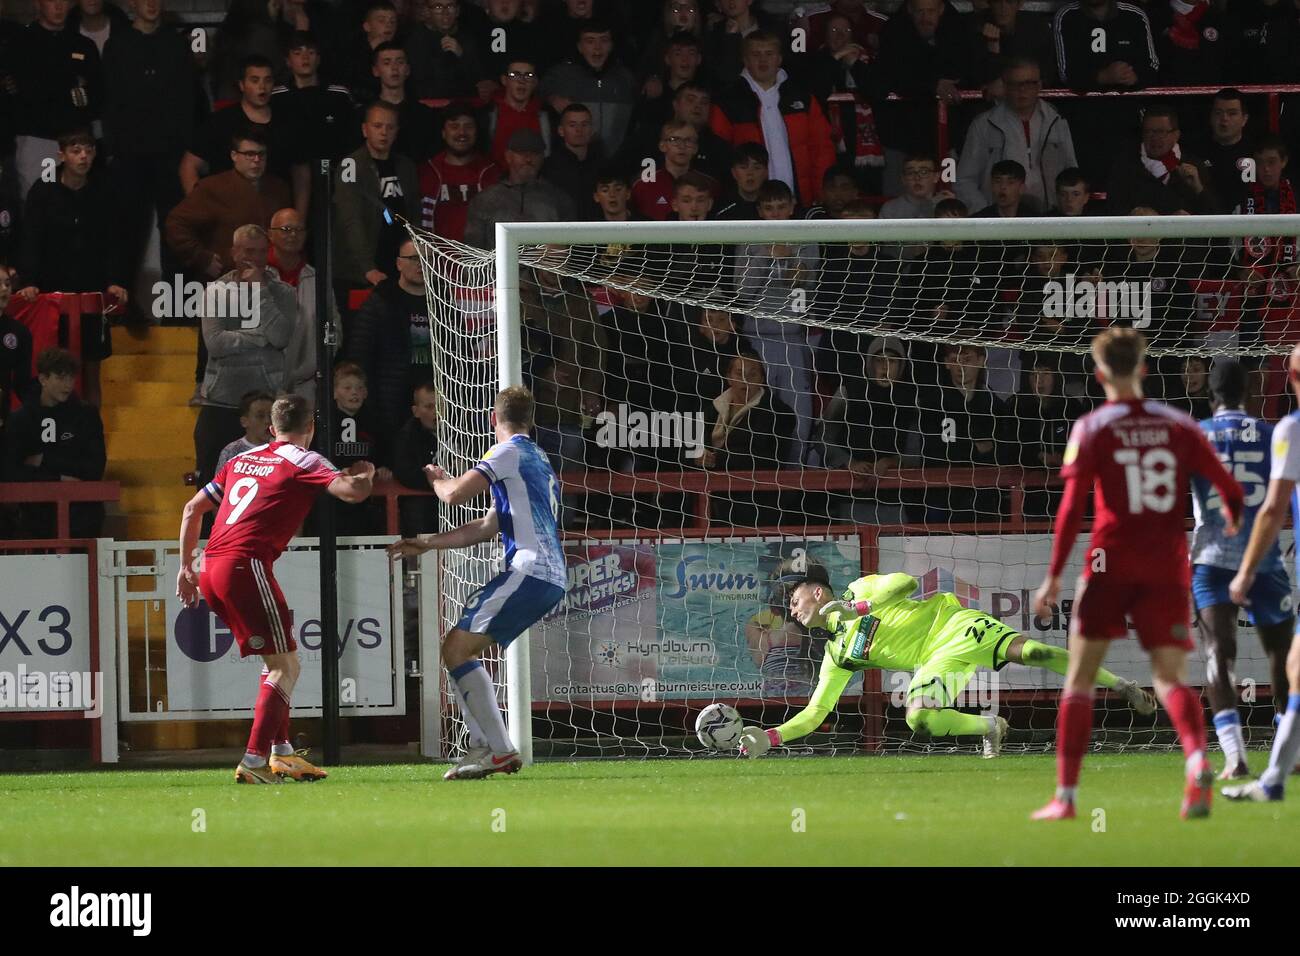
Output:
[1017, 638, 1124, 690]
[1212, 708, 1245, 769]
[1163, 683, 1207, 769]
[906, 708, 991, 737]
[1056, 689, 1093, 796]
[450, 660, 511, 753]
[450, 676, 489, 749]
[1260, 694, 1300, 790]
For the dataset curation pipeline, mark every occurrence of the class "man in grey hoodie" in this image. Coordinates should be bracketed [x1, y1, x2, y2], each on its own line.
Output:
[956, 57, 1077, 213]
[464, 128, 574, 250]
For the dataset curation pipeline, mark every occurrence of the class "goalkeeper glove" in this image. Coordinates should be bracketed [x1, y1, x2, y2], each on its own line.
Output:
[820, 599, 871, 620]
[739, 727, 781, 758]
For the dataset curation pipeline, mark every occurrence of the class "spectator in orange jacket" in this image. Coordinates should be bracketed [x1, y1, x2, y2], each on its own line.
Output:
[708, 30, 836, 207]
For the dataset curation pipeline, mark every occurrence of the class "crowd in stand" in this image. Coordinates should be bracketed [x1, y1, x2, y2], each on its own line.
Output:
[2, 0, 1300, 536]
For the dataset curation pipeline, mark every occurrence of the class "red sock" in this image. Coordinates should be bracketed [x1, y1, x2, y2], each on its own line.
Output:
[275, 705, 291, 748]
[1057, 690, 1094, 791]
[246, 679, 290, 758]
[1162, 683, 1206, 763]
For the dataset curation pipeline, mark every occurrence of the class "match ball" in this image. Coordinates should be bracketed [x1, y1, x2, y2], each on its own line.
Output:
[695, 703, 743, 750]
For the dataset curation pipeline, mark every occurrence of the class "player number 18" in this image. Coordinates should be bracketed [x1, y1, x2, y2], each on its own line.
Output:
[1113, 447, 1176, 514]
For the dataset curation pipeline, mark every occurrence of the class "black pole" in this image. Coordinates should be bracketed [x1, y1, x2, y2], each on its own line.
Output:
[314, 158, 341, 765]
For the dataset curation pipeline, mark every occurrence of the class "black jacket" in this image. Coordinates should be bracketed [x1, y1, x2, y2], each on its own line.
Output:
[393, 416, 437, 490]
[540, 142, 605, 220]
[847, 379, 918, 464]
[1052, 1, 1159, 89]
[704, 389, 796, 472]
[12, 21, 103, 139]
[1105, 147, 1223, 215]
[314, 400, 389, 469]
[0, 316, 33, 430]
[19, 172, 126, 293]
[101, 21, 196, 156]
[2, 393, 106, 482]
[404, 25, 484, 99]
[347, 278, 431, 438]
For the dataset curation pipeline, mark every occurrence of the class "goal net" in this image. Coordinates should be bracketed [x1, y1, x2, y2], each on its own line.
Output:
[411, 213, 1300, 760]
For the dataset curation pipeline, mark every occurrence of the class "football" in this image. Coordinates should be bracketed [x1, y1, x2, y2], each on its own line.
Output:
[695, 703, 743, 750]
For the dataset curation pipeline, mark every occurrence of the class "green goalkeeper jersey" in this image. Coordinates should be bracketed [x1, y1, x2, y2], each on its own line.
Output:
[774, 573, 966, 742]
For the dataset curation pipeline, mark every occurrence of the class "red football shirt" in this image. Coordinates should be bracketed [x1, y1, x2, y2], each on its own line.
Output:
[202, 441, 339, 563]
[419, 153, 500, 242]
[1049, 399, 1243, 581]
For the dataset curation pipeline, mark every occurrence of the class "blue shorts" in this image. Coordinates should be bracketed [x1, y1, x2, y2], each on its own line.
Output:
[1192, 564, 1294, 627]
[455, 570, 566, 647]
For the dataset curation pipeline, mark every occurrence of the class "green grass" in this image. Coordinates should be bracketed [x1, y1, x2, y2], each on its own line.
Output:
[1, 754, 1295, 866]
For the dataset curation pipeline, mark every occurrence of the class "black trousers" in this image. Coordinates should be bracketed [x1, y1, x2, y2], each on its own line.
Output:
[193, 404, 244, 489]
[111, 150, 185, 293]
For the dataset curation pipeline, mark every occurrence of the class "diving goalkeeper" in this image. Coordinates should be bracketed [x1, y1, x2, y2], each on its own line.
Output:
[738, 573, 1157, 757]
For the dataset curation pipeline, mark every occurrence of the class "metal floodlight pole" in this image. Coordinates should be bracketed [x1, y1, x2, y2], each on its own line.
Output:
[315, 158, 341, 765]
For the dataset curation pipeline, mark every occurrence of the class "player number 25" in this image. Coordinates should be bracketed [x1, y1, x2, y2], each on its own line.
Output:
[1113, 447, 1176, 514]
[1206, 450, 1266, 510]
[225, 477, 260, 524]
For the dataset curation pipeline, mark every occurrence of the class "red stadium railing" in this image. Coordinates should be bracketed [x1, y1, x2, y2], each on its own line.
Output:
[0, 481, 122, 541]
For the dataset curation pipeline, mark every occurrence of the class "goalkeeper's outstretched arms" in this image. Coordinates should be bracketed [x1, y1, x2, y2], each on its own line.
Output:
[738, 652, 853, 756]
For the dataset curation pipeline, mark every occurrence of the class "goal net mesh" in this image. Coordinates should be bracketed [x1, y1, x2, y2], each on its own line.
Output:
[411, 217, 1300, 760]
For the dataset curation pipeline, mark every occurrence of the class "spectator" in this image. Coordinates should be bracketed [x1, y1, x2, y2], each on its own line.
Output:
[1051, 167, 1097, 217]
[333, 101, 421, 297]
[404, 0, 487, 100]
[840, 336, 917, 525]
[803, 0, 888, 56]
[1262, 0, 1300, 85]
[1235, 135, 1293, 218]
[590, 165, 637, 222]
[631, 31, 705, 148]
[1147, 0, 1229, 86]
[645, 170, 724, 296]
[636, 3, 704, 88]
[631, 118, 702, 220]
[2, 346, 106, 538]
[711, 30, 836, 207]
[338, 0, 400, 99]
[600, 287, 680, 419]
[181, 55, 307, 216]
[0, 7, 21, 160]
[474, 0, 542, 79]
[346, 237, 433, 437]
[1106, 105, 1222, 215]
[193, 224, 295, 488]
[419, 107, 500, 242]
[0, 271, 33, 430]
[11, 0, 103, 197]
[70, 0, 128, 54]
[271, 32, 360, 166]
[209, 0, 287, 101]
[703, 0, 777, 86]
[165, 129, 294, 283]
[973, 159, 1034, 217]
[369, 43, 439, 164]
[318, 359, 389, 534]
[809, 12, 883, 185]
[1006, 353, 1086, 516]
[817, 198, 897, 326]
[715, 142, 768, 219]
[464, 128, 574, 249]
[15, 129, 128, 406]
[1197, 89, 1255, 214]
[957, 58, 1076, 213]
[542, 104, 604, 218]
[804, 168, 860, 220]
[701, 350, 795, 527]
[392, 378, 439, 535]
[734, 179, 818, 465]
[0, 156, 19, 268]
[906, 197, 1001, 333]
[880, 153, 948, 219]
[213, 389, 275, 472]
[660, 82, 731, 185]
[672, 306, 744, 415]
[540, 20, 638, 152]
[101, 0, 196, 293]
[267, 207, 338, 401]
[1052, 0, 1158, 89]
[969, 0, 1058, 90]
[869, 0, 974, 195]
[537, 0, 618, 71]
[1168, 354, 1213, 421]
[486, 57, 550, 166]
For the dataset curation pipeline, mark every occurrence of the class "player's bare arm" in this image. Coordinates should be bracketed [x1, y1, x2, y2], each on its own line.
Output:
[176, 489, 217, 608]
[1230, 476, 1296, 605]
[423, 463, 490, 505]
[387, 510, 499, 560]
[327, 461, 376, 503]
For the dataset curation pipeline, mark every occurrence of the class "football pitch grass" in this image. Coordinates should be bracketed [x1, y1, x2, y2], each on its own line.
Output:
[2, 753, 1296, 867]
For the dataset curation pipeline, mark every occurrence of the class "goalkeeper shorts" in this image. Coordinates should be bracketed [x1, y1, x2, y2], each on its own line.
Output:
[456, 569, 566, 647]
[1192, 564, 1293, 627]
[905, 610, 1019, 707]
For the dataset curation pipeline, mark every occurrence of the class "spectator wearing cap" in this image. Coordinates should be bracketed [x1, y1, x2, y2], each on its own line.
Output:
[11, 0, 104, 197]
[372, 41, 440, 162]
[540, 19, 638, 152]
[711, 30, 836, 208]
[419, 107, 500, 242]
[715, 142, 768, 220]
[332, 100, 421, 297]
[486, 57, 550, 167]
[464, 128, 574, 249]
[271, 32, 360, 165]
[542, 103, 605, 219]
[956, 58, 1076, 214]
[403, 0, 488, 100]
[1106, 105, 1222, 215]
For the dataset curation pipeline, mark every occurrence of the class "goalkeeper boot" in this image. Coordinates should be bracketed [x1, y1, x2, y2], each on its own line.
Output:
[1115, 678, 1158, 716]
[1030, 798, 1077, 821]
[443, 745, 492, 781]
[270, 749, 328, 782]
[982, 716, 1009, 759]
[1222, 780, 1284, 802]
[455, 750, 523, 780]
[1181, 760, 1214, 820]
[235, 760, 282, 784]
